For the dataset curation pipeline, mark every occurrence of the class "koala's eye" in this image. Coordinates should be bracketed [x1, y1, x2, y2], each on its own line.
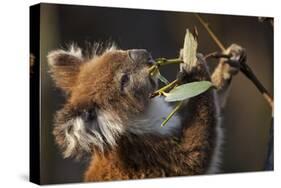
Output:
[120, 74, 130, 90]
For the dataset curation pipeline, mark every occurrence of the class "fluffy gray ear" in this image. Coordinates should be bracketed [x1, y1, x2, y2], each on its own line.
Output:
[53, 106, 101, 159]
[53, 106, 124, 159]
[47, 45, 83, 93]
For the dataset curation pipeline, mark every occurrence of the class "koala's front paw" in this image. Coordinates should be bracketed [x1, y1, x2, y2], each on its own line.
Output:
[222, 44, 246, 76]
[211, 44, 246, 89]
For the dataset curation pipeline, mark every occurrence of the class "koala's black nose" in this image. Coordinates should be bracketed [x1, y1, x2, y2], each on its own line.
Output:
[128, 49, 154, 65]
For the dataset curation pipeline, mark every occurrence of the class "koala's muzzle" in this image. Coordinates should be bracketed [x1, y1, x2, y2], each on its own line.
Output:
[128, 49, 155, 65]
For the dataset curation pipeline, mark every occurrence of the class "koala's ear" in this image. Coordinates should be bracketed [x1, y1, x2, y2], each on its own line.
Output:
[53, 107, 101, 159]
[53, 105, 124, 159]
[47, 46, 83, 92]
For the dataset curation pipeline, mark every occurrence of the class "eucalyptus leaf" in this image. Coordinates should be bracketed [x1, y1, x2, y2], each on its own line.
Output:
[157, 71, 169, 85]
[165, 81, 213, 102]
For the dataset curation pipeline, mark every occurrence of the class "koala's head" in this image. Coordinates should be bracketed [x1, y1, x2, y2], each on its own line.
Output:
[48, 45, 158, 158]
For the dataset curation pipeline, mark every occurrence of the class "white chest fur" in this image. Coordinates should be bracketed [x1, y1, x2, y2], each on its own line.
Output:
[128, 97, 182, 136]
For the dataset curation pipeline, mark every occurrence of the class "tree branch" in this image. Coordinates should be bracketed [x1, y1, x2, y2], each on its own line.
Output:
[194, 13, 273, 110]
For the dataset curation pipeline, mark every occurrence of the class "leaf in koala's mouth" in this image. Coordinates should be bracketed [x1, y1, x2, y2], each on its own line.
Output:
[155, 69, 169, 85]
[165, 81, 213, 102]
[157, 73, 169, 85]
[148, 64, 169, 86]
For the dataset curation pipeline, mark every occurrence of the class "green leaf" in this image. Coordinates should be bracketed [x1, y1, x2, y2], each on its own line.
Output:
[165, 81, 213, 102]
[157, 71, 169, 85]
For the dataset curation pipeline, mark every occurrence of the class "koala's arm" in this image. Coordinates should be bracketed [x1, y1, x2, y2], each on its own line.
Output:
[173, 54, 218, 174]
[211, 44, 244, 108]
[174, 44, 244, 174]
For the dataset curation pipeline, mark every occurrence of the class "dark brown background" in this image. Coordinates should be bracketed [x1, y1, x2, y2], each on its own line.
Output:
[38, 3, 273, 184]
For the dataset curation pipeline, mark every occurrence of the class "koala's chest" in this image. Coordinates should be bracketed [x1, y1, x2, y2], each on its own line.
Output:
[127, 97, 182, 136]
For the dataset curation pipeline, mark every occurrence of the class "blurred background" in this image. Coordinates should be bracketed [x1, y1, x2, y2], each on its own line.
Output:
[38, 3, 273, 184]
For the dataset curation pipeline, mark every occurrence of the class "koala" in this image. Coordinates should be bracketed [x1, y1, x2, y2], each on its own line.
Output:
[47, 43, 244, 181]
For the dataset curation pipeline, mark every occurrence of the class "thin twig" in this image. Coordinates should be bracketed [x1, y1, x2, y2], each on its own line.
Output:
[194, 13, 273, 110]
[149, 58, 183, 76]
[204, 51, 232, 60]
[150, 79, 179, 98]
[155, 58, 183, 66]
[161, 101, 183, 127]
[194, 13, 226, 51]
